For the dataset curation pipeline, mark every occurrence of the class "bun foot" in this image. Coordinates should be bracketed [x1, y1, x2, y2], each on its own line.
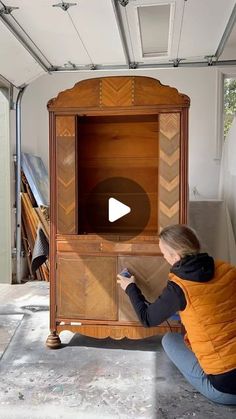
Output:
[46, 332, 61, 349]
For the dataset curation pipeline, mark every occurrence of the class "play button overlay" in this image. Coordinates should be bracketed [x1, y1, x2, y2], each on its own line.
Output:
[81, 177, 151, 241]
[108, 198, 131, 222]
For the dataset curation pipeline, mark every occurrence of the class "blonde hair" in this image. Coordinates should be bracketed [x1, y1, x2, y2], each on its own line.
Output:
[159, 224, 200, 258]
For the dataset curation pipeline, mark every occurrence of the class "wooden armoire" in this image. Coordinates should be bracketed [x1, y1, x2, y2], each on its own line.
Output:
[46, 76, 190, 348]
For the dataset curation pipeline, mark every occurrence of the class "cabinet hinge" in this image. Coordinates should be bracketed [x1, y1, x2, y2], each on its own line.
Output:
[55, 262, 57, 270]
[55, 305, 57, 314]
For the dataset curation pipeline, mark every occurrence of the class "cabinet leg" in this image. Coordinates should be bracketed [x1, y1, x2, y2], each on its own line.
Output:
[46, 331, 61, 349]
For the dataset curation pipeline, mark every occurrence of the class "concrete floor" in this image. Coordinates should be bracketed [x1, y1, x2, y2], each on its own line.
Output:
[0, 282, 235, 419]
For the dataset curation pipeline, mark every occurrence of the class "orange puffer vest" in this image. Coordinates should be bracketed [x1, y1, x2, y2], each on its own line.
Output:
[169, 260, 236, 374]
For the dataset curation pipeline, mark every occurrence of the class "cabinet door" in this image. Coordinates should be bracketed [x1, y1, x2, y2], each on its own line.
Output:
[117, 256, 169, 322]
[56, 254, 117, 320]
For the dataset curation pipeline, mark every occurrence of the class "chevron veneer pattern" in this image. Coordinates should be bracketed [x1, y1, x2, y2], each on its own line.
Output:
[118, 256, 170, 321]
[57, 256, 117, 320]
[159, 113, 180, 230]
[101, 77, 133, 107]
[56, 116, 77, 234]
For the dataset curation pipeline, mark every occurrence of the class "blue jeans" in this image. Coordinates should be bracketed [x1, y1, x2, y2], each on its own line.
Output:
[162, 332, 236, 405]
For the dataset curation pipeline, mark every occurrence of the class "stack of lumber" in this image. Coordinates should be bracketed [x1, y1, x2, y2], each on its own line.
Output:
[21, 163, 49, 281]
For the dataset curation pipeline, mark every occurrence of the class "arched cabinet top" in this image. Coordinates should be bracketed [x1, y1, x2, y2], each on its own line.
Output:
[47, 76, 190, 110]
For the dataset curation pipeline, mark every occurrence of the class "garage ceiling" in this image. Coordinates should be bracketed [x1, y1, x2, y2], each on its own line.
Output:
[0, 0, 236, 87]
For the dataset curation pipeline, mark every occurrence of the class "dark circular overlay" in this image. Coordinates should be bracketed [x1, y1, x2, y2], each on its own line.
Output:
[79, 177, 150, 241]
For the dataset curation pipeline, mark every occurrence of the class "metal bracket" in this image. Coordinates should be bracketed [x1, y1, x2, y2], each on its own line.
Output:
[0, 5, 19, 15]
[63, 61, 77, 69]
[52, 1, 77, 12]
[12, 248, 25, 258]
[171, 58, 182, 67]
[67, 61, 76, 69]
[10, 100, 15, 110]
[9, 84, 15, 110]
[129, 62, 137, 69]
[118, 0, 129, 7]
[49, 65, 58, 73]
[89, 64, 97, 70]
[204, 55, 215, 66]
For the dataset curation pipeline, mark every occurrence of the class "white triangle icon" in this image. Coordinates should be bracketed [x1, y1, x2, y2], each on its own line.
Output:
[108, 198, 131, 222]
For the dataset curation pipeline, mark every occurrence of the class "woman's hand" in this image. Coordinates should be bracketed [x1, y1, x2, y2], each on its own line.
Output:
[117, 274, 135, 291]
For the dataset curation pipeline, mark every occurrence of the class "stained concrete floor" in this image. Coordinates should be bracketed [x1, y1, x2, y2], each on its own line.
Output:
[0, 282, 235, 419]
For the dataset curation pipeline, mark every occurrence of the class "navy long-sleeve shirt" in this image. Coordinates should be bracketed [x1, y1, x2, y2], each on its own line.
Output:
[125, 281, 186, 327]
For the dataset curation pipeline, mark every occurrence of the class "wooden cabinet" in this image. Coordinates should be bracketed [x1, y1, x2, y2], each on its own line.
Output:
[46, 76, 190, 348]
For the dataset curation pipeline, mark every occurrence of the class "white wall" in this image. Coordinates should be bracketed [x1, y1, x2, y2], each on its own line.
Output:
[21, 67, 221, 199]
